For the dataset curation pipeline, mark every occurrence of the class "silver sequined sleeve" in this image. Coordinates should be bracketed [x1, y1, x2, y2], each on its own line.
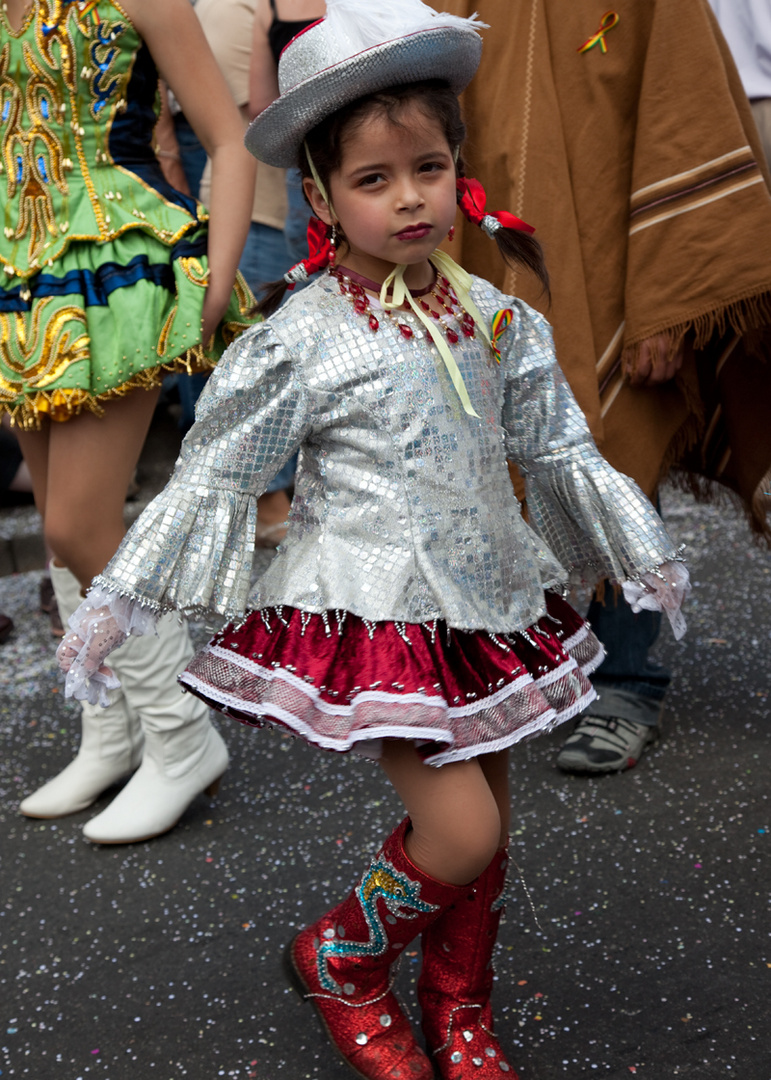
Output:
[500, 302, 679, 584]
[95, 323, 316, 618]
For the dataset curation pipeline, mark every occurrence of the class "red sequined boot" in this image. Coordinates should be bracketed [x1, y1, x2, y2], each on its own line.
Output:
[287, 818, 465, 1080]
[418, 847, 519, 1078]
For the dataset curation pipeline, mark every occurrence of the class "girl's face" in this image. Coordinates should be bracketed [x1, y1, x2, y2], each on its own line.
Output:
[305, 102, 458, 287]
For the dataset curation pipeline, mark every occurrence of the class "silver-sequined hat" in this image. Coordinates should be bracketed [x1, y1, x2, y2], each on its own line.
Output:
[245, 0, 485, 168]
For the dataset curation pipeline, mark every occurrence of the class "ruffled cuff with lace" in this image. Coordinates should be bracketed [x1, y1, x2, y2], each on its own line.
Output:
[523, 447, 678, 576]
[57, 586, 159, 705]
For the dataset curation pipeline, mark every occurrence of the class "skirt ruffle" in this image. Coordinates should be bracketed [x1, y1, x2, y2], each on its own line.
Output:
[180, 593, 604, 766]
[0, 226, 256, 428]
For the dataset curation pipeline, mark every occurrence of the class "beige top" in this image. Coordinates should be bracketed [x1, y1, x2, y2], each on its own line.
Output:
[196, 0, 288, 230]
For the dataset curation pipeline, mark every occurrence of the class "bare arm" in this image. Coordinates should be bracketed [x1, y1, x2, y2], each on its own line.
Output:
[249, 0, 281, 119]
[249, 0, 327, 118]
[121, 0, 256, 342]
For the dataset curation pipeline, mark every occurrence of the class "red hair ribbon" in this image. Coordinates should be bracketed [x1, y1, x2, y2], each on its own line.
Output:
[284, 216, 335, 287]
[456, 177, 536, 236]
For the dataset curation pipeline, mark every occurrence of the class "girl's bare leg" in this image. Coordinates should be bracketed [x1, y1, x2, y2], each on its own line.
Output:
[16, 388, 161, 588]
[14, 418, 51, 518]
[479, 748, 510, 847]
[379, 741, 504, 886]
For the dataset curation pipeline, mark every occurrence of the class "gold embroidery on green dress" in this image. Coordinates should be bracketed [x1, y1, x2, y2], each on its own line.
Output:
[0, 0, 206, 278]
[0, 1, 257, 427]
[36, 2, 77, 92]
[157, 257, 210, 357]
[1, 43, 70, 262]
[89, 19, 126, 121]
[179, 257, 209, 288]
[0, 298, 89, 394]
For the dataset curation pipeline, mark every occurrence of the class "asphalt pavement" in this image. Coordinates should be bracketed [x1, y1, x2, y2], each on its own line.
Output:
[1, 408, 769, 1080]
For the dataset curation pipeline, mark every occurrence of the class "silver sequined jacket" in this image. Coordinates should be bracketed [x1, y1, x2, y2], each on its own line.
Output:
[97, 274, 678, 630]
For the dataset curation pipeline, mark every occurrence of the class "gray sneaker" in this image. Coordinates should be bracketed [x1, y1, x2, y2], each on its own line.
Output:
[556, 715, 659, 774]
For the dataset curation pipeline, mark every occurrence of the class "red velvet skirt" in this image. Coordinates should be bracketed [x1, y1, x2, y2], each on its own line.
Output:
[180, 592, 603, 766]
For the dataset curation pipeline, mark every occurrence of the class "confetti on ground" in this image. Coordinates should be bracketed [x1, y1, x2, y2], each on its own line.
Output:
[2, 483, 770, 1077]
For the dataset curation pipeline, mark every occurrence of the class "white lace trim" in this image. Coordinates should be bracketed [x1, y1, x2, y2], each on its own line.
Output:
[621, 560, 690, 640]
[202, 642, 539, 719]
[81, 585, 159, 637]
[57, 586, 158, 705]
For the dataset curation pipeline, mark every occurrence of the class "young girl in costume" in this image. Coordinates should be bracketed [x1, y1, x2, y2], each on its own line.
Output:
[1, 0, 256, 841]
[57, 1, 689, 1075]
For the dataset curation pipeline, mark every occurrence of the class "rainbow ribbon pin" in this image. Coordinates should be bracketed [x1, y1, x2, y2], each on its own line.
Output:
[578, 10, 620, 55]
[490, 308, 514, 364]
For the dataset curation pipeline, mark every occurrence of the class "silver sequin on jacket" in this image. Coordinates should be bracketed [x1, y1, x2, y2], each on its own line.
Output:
[96, 274, 679, 630]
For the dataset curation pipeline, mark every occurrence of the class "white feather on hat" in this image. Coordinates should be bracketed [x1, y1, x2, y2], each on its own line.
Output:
[323, 0, 487, 54]
[245, 0, 486, 167]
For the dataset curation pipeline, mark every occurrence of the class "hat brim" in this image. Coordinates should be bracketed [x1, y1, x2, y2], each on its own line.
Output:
[245, 26, 482, 168]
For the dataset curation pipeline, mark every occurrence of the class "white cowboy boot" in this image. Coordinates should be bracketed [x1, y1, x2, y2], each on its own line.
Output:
[19, 562, 143, 819]
[83, 612, 229, 844]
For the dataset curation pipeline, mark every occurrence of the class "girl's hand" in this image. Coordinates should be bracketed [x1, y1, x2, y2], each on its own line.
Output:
[55, 588, 157, 707]
[622, 560, 690, 640]
[57, 606, 127, 707]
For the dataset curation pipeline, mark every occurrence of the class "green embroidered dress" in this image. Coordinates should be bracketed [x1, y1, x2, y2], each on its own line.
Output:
[0, 0, 254, 427]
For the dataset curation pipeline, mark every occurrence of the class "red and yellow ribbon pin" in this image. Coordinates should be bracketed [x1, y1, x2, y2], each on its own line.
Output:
[490, 309, 514, 364]
[578, 11, 620, 54]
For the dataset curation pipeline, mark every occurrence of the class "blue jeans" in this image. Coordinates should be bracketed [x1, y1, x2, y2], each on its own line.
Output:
[284, 167, 312, 264]
[172, 114, 207, 199]
[586, 588, 670, 727]
[240, 220, 292, 293]
[239, 221, 297, 492]
[172, 114, 207, 431]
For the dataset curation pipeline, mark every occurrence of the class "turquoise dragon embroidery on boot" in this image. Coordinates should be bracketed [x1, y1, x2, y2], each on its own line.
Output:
[316, 856, 438, 993]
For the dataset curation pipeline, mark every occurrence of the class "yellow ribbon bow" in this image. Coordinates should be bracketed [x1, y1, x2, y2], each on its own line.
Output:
[578, 11, 620, 55]
[380, 250, 494, 420]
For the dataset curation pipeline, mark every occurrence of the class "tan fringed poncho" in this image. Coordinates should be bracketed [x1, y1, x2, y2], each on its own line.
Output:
[445, 0, 771, 535]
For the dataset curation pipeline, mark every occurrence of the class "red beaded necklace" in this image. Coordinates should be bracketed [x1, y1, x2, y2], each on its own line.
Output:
[417, 275, 476, 345]
[330, 266, 475, 345]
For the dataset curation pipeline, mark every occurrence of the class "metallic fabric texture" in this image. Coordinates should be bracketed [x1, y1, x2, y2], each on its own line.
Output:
[96, 274, 679, 628]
